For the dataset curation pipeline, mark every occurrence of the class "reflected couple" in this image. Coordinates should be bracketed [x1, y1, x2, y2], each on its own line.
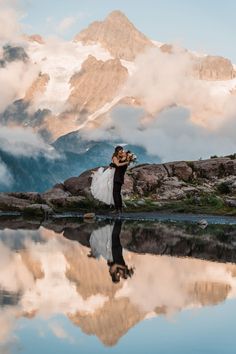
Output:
[88, 220, 134, 283]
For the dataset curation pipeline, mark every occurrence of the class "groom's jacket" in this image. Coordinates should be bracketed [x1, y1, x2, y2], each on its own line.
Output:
[110, 162, 128, 185]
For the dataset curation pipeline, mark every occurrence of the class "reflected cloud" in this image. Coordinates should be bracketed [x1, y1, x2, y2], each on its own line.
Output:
[49, 321, 74, 343]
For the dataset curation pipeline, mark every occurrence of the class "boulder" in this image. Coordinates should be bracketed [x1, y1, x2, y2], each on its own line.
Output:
[157, 179, 188, 200]
[23, 204, 53, 217]
[83, 212, 96, 219]
[41, 187, 71, 206]
[164, 161, 193, 181]
[7, 192, 43, 204]
[63, 169, 94, 197]
[0, 193, 31, 211]
[131, 164, 168, 195]
[225, 199, 236, 208]
[191, 158, 233, 179]
[123, 173, 134, 196]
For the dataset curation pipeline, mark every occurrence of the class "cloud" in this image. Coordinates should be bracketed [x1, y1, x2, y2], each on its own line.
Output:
[45, 13, 88, 37]
[58, 16, 76, 33]
[81, 104, 236, 161]
[81, 46, 236, 161]
[0, 159, 13, 187]
[0, 125, 60, 159]
[0, 0, 24, 44]
[115, 252, 234, 314]
[0, 240, 34, 293]
[0, 60, 40, 113]
[0, 2, 40, 115]
[0, 308, 19, 349]
[122, 46, 236, 128]
[49, 322, 74, 342]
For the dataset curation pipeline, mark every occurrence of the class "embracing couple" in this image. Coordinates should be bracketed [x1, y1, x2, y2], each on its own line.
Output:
[91, 145, 136, 214]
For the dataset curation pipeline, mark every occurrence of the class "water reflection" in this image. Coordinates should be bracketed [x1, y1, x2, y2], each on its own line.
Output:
[89, 220, 134, 283]
[0, 218, 236, 351]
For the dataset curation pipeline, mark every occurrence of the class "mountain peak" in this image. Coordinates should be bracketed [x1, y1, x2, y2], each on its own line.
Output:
[106, 10, 130, 21]
[74, 10, 153, 60]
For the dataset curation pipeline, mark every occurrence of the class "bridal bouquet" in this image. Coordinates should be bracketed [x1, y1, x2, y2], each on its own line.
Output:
[126, 150, 137, 163]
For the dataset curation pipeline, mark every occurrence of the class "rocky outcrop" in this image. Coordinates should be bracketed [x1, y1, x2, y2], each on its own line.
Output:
[160, 44, 174, 54]
[1, 155, 236, 214]
[193, 55, 236, 81]
[74, 10, 153, 60]
[24, 73, 49, 102]
[159, 44, 236, 81]
[68, 55, 128, 113]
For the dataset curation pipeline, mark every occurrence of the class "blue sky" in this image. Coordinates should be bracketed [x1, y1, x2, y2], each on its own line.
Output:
[21, 0, 236, 62]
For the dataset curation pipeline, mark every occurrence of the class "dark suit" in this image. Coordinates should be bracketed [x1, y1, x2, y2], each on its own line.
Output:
[111, 220, 125, 266]
[110, 162, 128, 210]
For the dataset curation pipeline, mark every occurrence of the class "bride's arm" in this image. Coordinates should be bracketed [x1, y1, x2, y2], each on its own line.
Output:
[112, 156, 130, 166]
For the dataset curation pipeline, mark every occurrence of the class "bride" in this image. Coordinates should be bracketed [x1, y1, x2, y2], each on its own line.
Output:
[90, 146, 132, 206]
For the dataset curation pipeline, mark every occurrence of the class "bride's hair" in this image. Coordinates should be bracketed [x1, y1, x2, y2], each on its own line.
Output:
[112, 145, 123, 158]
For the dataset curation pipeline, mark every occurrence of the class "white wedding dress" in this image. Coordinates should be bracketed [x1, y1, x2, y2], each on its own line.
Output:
[90, 166, 115, 205]
[89, 224, 113, 260]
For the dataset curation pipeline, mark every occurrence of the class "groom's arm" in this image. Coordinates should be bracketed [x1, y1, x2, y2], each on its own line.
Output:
[109, 162, 116, 167]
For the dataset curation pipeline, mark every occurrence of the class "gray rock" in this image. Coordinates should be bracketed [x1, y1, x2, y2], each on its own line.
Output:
[24, 203, 53, 216]
[225, 199, 236, 207]
[164, 161, 193, 181]
[197, 219, 208, 229]
[0, 193, 31, 211]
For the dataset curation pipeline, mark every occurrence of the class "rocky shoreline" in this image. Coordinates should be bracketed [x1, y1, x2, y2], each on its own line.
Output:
[0, 155, 236, 217]
[0, 215, 236, 264]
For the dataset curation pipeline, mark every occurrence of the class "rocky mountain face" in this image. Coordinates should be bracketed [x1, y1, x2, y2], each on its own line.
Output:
[193, 55, 236, 80]
[1, 10, 236, 138]
[74, 10, 154, 60]
[68, 55, 128, 114]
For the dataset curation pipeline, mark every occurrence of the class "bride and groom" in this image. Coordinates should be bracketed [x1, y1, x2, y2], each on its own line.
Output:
[90, 145, 136, 214]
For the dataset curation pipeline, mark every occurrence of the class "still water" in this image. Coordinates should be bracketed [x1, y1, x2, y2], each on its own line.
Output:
[0, 217, 236, 354]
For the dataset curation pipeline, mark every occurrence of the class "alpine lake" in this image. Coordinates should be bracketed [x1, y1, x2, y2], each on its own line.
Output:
[1, 212, 236, 354]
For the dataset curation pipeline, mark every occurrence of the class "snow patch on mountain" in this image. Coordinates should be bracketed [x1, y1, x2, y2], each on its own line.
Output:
[120, 59, 136, 75]
[206, 77, 236, 95]
[27, 40, 112, 114]
[79, 95, 123, 130]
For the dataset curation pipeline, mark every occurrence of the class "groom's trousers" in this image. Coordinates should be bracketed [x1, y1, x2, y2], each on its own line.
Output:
[113, 182, 122, 210]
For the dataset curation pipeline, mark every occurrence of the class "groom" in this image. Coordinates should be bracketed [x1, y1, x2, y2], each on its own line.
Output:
[111, 146, 130, 214]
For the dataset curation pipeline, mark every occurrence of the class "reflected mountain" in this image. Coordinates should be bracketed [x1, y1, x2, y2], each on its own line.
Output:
[0, 219, 236, 348]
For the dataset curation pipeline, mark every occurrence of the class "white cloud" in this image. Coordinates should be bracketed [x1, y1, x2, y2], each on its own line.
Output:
[0, 159, 13, 187]
[81, 46, 236, 161]
[0, 61, 40, 113]
[44, 12, 88, 37]
[0, 0, 24, 44]
[58, 16, 76, 33]
[81, 105, 236, 162]
[122, 46, 236, 128]
[0, 125, 60, 159]
[49, 322, 74, 342]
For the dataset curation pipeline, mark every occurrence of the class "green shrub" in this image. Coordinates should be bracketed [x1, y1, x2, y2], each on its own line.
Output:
[217, 182, 231, 194]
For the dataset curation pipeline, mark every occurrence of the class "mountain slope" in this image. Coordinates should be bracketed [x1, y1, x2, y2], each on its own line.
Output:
[74, 10, 154, 60]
